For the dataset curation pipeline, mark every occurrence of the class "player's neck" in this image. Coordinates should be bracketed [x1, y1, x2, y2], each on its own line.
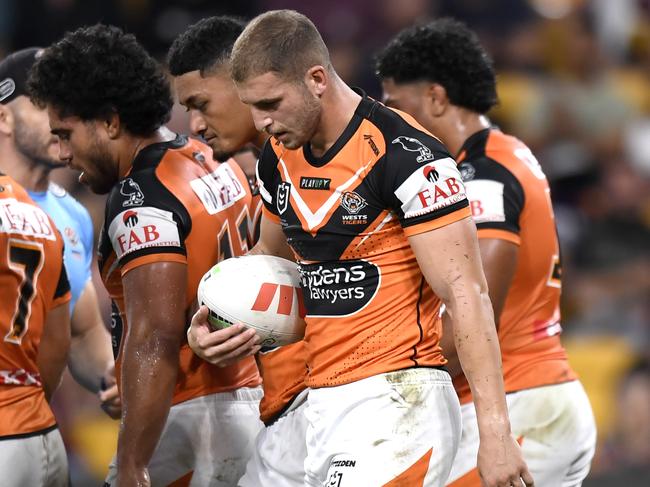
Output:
[443, 109, 491, 157]
[0, 144, 50, 192]
[309, 77, 361, 159]
[117, 126, 177, 179]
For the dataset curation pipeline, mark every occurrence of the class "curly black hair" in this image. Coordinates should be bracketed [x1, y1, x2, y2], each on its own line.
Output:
[375, 18, 498, 114]
[27, 24, 172, 136]
[167, 16, 246, 76]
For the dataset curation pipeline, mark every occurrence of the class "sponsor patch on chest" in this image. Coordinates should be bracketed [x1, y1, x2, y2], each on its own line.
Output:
[190, 164, 246, 215]
[299, 260, 380, 317]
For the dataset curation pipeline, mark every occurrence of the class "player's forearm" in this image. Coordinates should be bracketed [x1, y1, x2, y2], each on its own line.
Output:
[248, 215, 294, 260]
[69, 323, 113, 393]
[439, 311, 462, 378]
[449, 287, 510, 435]
[38, 343, 70, 401]
[117, 331, 180, 469]
[37, 304, 71, 401]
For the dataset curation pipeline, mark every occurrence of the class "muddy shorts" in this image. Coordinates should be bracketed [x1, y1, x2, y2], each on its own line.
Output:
[447, 380, 596, 487]
[304, 367, 461, 486]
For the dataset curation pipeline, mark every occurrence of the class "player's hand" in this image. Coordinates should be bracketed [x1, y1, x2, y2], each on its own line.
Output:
[116, 465, 150, 487]
[477, 433, 533, 487]
[99, 363, 121, 419]
[187, 306, 261, 367]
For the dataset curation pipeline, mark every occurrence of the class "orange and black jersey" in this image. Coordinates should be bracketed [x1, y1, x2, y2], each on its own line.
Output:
[98, 135, 261, 406]
[258, 93, 471, 388]
[257, 341, 307, 425]
[0, 175, 71, 437]
[454, 128, 576, 403]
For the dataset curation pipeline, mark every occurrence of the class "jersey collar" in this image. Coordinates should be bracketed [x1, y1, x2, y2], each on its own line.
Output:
[456, 128, 491, 164]
[302, 88, 377, 168]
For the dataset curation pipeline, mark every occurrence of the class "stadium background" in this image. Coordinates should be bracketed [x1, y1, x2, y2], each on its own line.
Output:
[1, 0, 648, 485]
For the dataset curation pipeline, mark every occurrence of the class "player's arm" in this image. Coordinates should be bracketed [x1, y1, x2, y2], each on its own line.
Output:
[439, 238, 518, 377]
[187, 214, 290, 366]
[68, 280, 120, 417]
[37, 247, 72, 401]
[248, 212, 293, 259]
[37, 301, 71, 401]
[68, 280, 114, 391]
[439, 163, 523, 378]
[409, 217, 532, 487]
[116, 261, 186, 485]
[187, 141, 294, 365]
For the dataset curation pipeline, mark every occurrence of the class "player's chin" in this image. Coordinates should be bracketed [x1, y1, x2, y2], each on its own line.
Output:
[280, 137, 304, 150]
[208, 142, 235, 162]
[211, 148, 235, 163]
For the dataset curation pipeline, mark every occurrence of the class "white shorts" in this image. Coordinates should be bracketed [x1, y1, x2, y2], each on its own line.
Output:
[106, 387, 263, 487]
[238, 388, 308, 487]
[446, 380, 596, 487]
[0, 427, 68, 487]
[304, 367, 461, 487]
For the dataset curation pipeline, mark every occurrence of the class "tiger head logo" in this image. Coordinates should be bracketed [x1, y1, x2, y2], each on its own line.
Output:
[340, 192, 367, 215]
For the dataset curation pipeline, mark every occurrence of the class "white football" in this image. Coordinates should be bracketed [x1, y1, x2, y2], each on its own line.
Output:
[197, 255, 306, 348]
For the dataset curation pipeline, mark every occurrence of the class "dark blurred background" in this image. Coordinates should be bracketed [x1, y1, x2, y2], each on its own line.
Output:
[1, 0, 648, 485]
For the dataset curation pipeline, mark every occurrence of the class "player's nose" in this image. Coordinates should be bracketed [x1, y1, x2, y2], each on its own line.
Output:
[188, 110, 207, 137]
[57, 141, 72, 162]
[250, 108, 272, 133]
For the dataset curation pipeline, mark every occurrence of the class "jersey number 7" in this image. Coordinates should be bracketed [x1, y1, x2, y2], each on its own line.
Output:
[4, 239, 44, 345]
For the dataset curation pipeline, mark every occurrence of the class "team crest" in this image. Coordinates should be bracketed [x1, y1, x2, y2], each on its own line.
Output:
[392, 136, 434, 163]
[340, 192, 367, 214]
[120, 178, 145, 207]
[276, 182, 291, 215]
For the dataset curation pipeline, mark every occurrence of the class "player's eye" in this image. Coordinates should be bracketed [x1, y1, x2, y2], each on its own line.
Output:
[256, 100, 279, 111]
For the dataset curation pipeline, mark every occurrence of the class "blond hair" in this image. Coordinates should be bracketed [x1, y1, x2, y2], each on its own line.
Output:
[230, 10, 330, 83]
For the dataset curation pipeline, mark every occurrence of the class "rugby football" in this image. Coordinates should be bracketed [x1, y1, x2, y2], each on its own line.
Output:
[197, 255, 306, 348]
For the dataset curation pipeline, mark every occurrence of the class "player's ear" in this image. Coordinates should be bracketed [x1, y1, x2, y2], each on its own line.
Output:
[305, 65, 327, 97]
[0, 104, 14, 136]
[103, 111, 121, 140]
[428, 83, 449, 117]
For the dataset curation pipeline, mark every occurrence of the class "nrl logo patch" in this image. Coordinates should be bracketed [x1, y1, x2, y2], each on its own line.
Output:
[276, 182, 291, 215]
[392, 136, 434, 163]
[120, 178, 145, 207]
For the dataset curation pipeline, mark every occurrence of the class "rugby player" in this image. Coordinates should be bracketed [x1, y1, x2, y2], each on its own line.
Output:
[376, 19, 596, 487]
[28, 25, 263, 487]
[0, 47, 119, 418]
[168, 16, 309, 486]
[0, 176, 71, 484]
[228, 10, 532, 487]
